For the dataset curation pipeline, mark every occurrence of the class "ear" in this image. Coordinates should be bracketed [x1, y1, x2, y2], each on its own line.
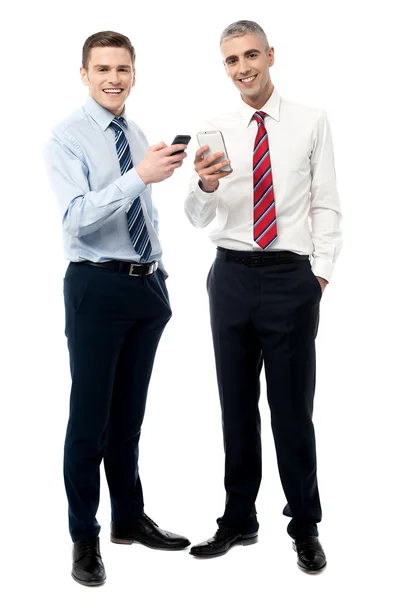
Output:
[131, 68, 136, 88]
[223, 60, 230, 78]
[268, 47, 275, 67]
[80, 66, 89, 87]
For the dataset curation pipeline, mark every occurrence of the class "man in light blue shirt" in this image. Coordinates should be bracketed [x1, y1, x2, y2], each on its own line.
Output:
[45, 30, 190, 587]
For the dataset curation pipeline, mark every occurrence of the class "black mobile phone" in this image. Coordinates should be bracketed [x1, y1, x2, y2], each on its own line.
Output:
[170, 134, 191, 155]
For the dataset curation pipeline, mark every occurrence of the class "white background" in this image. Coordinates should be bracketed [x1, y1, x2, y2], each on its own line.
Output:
[1, 0, 398, 598]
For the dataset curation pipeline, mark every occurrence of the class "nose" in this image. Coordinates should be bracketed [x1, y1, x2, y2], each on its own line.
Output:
[108, 70, 121, 85]
[238, 58, 250, 75]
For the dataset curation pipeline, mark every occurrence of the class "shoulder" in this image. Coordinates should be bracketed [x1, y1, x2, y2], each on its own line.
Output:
[197, 107, 242, 132]
[280, 96, 327, 127]
[47, 106, 91, 162]
[51, 105, 88, 141]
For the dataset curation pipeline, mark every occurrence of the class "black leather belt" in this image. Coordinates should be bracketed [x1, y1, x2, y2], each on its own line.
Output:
[82, 260, 158, 276]
[216, 247, 309, 266]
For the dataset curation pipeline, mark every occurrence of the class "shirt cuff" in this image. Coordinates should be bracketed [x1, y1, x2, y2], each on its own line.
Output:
[194, 180, 219, 212]
[114, 167, 147, 199]
[311, 257, 334, 282]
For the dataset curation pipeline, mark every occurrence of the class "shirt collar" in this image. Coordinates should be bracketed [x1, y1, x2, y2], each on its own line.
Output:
[84, 94, 129, 131]
[240, 86, 281, 127]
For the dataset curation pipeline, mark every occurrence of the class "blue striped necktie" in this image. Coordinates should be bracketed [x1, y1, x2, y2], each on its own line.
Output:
[109, 116, 152, 262]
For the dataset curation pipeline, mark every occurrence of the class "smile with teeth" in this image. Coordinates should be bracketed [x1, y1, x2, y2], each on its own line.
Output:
[240, 75, 257, 83]
[103, 88, 123, 95]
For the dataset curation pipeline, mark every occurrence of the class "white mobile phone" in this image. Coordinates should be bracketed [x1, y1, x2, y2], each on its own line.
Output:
[196, 130, 232, 172]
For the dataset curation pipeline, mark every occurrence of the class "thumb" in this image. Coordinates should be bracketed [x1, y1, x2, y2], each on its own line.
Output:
[149, 141, 167, 152]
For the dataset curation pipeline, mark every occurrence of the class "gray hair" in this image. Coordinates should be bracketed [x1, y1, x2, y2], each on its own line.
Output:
[220, 20, 269, 49]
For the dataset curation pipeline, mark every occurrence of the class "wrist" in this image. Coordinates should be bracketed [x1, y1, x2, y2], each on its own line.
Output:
[135, 164, 150, 185]
[199, 180, 219, 193]
[316, 276, 329, 285]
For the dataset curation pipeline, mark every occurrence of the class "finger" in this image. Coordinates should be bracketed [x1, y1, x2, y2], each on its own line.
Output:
[166, 144, 188, 156]
[215, 169, 233, 178]
[150, 142, 167, 151]
[201, 159, 231, 174]
[168, 152, 187, 163]
[195, 145, 209, 160]
[172, 160, 184, 169]
[194, 152, 225, 169]
[201, 152, 226, 168]
[199, 168, 233, 181]
[194, 146, 217, 164]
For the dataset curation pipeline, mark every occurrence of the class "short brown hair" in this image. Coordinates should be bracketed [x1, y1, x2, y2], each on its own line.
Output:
[82, 31, 136, 70]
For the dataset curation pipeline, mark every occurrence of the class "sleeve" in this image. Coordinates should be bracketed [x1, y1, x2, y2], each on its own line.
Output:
[44, 129, 147, 238]
[153, 196, 160, 235]
[183, 121, 220, 228]
[309, 109, 343, 281]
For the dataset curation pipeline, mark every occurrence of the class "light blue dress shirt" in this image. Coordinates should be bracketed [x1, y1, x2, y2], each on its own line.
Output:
[45, 95, 166, 272]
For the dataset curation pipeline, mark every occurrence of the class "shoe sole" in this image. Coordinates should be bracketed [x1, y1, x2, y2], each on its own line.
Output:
[292, 542, 327, 574]
[71, 572, 106, 586]
[190, 533, 258, 559]
[110, 535, 190, 551]
[297, 562, 327, 575]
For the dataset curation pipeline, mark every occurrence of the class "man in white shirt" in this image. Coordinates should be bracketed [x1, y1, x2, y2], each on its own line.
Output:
[185, 20, 342, 573]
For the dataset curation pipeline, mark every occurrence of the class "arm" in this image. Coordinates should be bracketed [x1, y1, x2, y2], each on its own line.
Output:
[184, 145, 232, 228]
[309, 109, 343, 283]
[184, 168, 220, 228]
[153, 197, 160, 235]
[44, 130, 147, 238]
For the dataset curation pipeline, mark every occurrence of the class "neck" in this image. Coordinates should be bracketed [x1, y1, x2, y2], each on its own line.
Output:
[110, 107, 124, 117]
[242, 81, 274, 110]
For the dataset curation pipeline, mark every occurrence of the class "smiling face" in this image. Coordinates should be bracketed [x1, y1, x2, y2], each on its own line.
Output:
[80, 46, 135, 116]
[221, 34, 274, 109]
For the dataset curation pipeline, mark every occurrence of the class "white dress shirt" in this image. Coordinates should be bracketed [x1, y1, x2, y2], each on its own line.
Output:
[184, 87, 342, 281]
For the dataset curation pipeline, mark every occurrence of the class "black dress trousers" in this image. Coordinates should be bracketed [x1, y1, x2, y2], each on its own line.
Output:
[63, 262, 171, 542]
[207, 252, 322, 539]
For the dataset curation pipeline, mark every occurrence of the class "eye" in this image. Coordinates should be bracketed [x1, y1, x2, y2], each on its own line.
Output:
[227, 58, 237, 65]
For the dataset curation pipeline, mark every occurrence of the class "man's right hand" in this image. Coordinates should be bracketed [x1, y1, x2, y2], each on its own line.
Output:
[136, 142, 188, 184]
[195, 145, 233, 193]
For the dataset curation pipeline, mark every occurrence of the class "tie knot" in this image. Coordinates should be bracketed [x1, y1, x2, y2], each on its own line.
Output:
[109, 116, 126, 133]
[253, 111, 266, 125]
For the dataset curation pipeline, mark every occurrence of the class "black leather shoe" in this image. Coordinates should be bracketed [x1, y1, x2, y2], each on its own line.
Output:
[72, 537, 106, 586]
[190, 524, 258, 558]
[111, 514, 190, 550]
[293, 536, 327, 573]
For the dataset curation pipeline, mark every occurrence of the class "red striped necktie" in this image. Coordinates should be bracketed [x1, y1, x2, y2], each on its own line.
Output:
[253, 111, 277, 249]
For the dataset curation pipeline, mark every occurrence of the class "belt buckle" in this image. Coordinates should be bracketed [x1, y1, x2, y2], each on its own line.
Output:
[128, 261, 157, 276]
[148, 262, 157, 274]
[128, 263, 141, 277]
[248, 257, 260, 267]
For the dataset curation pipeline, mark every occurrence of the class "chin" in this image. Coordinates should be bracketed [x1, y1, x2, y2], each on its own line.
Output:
[106, 98, 124, 110]
[243, 90, 259, 100]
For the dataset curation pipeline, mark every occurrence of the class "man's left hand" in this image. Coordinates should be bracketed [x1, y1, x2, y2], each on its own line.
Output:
[316, 277, 328, 295]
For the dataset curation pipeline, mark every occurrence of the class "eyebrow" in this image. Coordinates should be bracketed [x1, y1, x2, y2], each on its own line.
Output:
[92, 64, 132, 69]
[225, 49, 260, 61]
